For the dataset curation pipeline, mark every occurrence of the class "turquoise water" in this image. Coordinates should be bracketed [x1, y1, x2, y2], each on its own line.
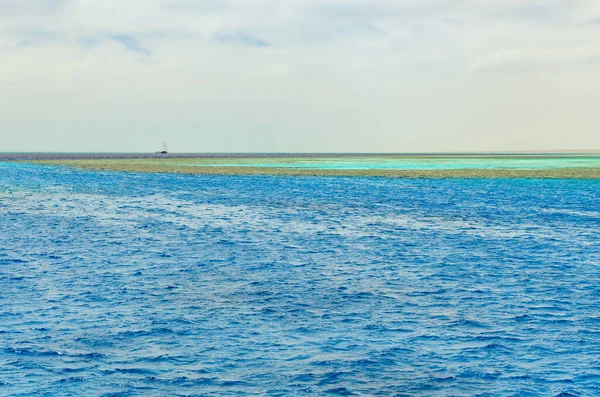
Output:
[182, 156, 600, 170]
[1, 162, 600, 396]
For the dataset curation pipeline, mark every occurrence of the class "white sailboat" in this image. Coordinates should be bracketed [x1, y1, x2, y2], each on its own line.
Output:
[156, 141, 168, 154]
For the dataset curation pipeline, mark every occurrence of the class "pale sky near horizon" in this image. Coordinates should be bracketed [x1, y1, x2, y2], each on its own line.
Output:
[1, 0, 600, 153]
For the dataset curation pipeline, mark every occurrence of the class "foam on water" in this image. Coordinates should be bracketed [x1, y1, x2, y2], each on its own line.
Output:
[1, 163, 599, 396]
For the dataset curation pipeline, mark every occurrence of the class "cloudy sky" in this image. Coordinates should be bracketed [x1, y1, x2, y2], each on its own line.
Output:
[1, 0, 599, 152]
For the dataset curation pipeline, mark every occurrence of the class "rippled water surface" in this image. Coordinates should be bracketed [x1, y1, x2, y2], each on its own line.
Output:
[1, 163, 599, 396]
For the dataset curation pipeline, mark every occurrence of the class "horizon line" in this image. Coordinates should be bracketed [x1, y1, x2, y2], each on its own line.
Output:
[1, 150, 600, 155]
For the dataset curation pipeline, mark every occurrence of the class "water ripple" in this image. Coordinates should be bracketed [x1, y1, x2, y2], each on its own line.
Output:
[0, 163, 599, 395]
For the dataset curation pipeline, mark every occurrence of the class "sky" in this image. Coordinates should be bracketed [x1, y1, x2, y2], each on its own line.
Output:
[1, 0, 600, 153]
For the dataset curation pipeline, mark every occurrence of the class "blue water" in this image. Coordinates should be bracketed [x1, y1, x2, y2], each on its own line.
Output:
[1, 163, 599, 396]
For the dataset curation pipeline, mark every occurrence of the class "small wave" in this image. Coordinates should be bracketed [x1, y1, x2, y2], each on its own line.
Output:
[7, 276, 31, 281]
[2, 347, 106, 360]
[325, 387, 356, 395]
[110, 368, 155, 375]
[377, 347, 414, 358]
[219, 380, 248, 387]
[450, 318, 489, 328]
[514, 314, 533, 322]
[293, 373, 316, 382]
[364, 323, 412, 333]
[74, 352, 106, 359]
[316, 370, 352, 386]
[144, 375, 218, 385]
[56, 377, 85, 383]
[117, 330, 152, 338]
[458, 370, 502, 380]
[152, 327, 177, 334]
[0, 258, 28, 264]
[3, 347, 63, 356]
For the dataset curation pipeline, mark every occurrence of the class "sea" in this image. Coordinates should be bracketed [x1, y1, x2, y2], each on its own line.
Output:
[1, 160, 599, 396]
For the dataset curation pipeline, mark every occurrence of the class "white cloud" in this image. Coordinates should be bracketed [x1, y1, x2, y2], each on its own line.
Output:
[1, 0, 599, 151]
